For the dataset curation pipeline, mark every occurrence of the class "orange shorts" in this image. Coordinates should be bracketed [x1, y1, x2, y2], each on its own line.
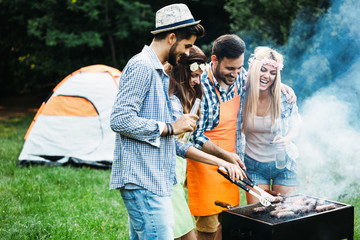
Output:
[194, 214, 219, 233]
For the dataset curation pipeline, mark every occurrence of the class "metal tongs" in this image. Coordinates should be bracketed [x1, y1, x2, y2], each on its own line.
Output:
[217, 166, 272, 207]
[238, 171, 276, 203]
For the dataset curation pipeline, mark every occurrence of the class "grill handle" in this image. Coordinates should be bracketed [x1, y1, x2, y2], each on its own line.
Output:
[215, 200, 232, 209]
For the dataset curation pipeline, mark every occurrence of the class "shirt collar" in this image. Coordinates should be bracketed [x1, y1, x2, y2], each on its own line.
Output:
[142, 45, 165, 72]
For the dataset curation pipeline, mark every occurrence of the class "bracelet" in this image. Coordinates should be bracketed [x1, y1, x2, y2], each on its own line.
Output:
[169, 123, 174, 135]
[166, 123, 170, 136]
[168, 123, 174, 135]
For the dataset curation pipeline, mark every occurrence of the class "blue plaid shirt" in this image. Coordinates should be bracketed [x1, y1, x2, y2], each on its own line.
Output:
[110, 45, 185, 196]
[235, 92, 302, 171]
[192, 63, 247, 149]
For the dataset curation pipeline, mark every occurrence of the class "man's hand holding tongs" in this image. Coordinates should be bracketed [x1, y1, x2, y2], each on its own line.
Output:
[218, 160, 247, 182]
[222, 151, 247, 181]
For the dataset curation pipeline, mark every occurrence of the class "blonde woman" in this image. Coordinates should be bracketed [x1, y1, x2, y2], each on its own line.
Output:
[236, 46, 301, 204]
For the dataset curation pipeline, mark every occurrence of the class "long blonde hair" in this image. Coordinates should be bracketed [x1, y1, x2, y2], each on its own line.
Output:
[241, 46, 283, 134]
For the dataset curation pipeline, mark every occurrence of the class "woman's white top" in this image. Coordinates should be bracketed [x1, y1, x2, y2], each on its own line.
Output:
[245, 114, 275, 162]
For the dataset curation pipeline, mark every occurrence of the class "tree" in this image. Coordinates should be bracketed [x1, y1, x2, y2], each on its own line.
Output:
[0, 0, 153, 94]
[224, 0, 328, 46]
[223, 0, 331, 102]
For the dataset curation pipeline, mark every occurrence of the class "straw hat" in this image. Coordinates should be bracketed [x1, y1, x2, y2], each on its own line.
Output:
[151, 3, 201, 35]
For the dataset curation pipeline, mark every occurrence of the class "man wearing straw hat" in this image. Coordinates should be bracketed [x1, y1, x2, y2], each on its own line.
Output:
[110, 3, 205, 240]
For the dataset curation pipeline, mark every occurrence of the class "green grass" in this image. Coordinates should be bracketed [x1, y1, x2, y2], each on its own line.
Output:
[0, 115, 359, 239]
[0, 115, 128, 239]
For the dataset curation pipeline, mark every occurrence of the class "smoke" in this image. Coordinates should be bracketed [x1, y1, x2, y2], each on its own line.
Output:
[284, 0, 360, 199]
[297, 92, 360, 199]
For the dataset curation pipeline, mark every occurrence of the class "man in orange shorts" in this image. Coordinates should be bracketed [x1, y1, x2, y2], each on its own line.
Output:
[187, 34, 247, 239]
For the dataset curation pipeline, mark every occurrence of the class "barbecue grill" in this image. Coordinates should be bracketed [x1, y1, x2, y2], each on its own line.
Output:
[221, 193, 354, 240]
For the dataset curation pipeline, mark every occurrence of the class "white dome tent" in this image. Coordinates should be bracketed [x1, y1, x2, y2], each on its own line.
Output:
[18, 64, 121, 168]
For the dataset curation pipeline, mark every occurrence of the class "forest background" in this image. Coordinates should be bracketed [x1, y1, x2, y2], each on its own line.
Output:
[1, 0, 328, 99]
[3, 0, 360, 205]
[3, 0, 360, 201]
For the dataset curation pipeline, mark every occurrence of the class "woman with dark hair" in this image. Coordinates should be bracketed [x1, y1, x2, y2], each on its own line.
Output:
[166, 46, 244, 240]
[169, 45, 205, 115]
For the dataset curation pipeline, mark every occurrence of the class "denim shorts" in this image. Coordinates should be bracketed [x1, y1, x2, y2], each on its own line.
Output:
[244, 154, 297, 186]
[120, 188, 174, 240]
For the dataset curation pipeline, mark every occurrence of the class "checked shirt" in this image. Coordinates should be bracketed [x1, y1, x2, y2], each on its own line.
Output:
[110, 45, 183, 197]
[192, 63, 247, 149]
[235, 92, 302, 171]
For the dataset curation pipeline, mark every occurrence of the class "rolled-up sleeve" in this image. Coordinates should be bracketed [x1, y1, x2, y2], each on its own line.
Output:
[175, 140, 191, 158]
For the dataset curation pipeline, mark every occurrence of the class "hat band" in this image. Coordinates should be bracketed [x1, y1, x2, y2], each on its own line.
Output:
[155, 18, 195, 31]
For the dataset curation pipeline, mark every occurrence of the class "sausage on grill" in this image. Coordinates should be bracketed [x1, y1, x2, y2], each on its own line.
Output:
[315, 204, 336, 212]
[253, 206, 268, 213]
[270, 210, 295, 218]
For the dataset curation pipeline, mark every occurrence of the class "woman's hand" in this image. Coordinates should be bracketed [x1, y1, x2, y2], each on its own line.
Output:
[271, 135, 290, 150]
[280, 83, 297, 104]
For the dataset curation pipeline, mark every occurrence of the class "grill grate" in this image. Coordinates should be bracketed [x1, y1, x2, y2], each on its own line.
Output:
[230, 194, 345, 225]
[221, 193, 354, 240]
